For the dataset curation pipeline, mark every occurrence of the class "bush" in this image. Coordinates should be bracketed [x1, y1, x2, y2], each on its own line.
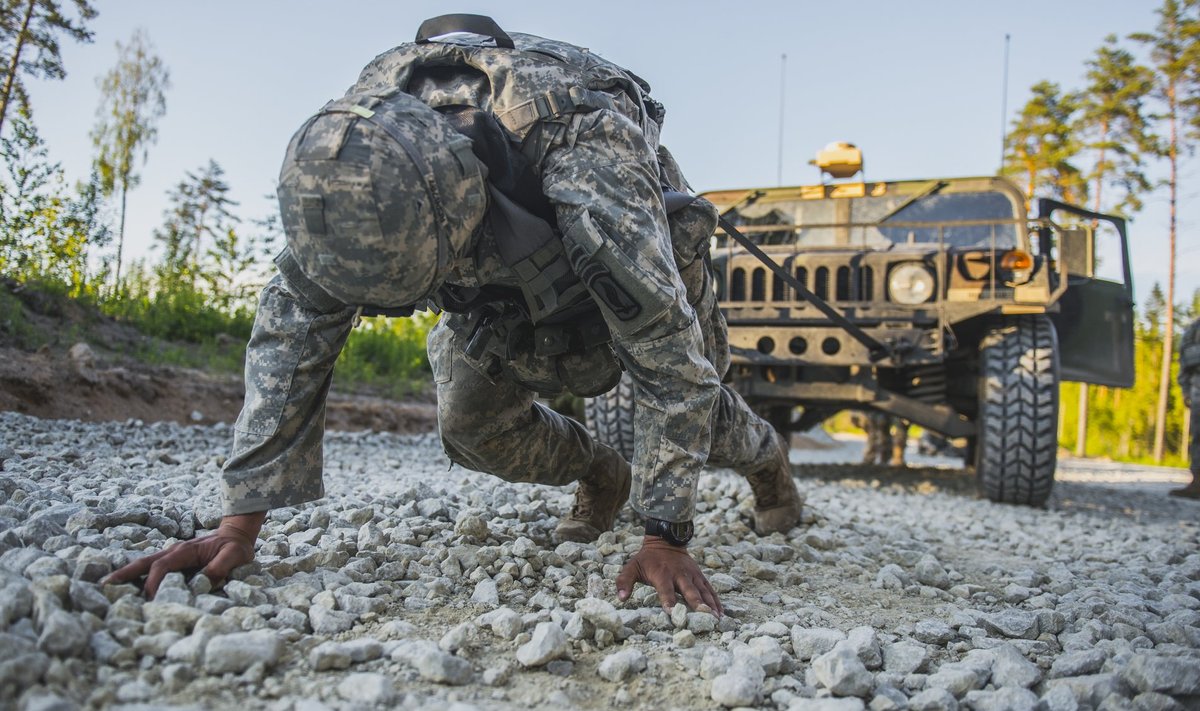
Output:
[335, 313, 436, 397]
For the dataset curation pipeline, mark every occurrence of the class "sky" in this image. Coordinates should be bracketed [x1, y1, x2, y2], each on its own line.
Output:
[21, 0, 1199, 311]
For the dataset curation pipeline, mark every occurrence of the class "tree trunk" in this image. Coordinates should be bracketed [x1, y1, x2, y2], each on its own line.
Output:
[116, 176, 128, 284]
[1154, 89, 1178, 463]
[1078, 127, 1109, 459]
[1075, 385, 1088, 457]
[0, 0, 37, 137]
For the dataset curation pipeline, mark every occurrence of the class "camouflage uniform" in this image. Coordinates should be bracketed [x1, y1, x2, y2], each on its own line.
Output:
[222, 29, 780, 523]
[1180, 319, 1200, 480]
[856, 412, 907, 466]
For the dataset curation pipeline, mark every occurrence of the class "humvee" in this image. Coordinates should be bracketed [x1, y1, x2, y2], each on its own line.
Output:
[587, 144, 1135, 506]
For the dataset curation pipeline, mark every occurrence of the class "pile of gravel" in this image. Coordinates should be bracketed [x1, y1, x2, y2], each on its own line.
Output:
[1, 410, 1198, 711]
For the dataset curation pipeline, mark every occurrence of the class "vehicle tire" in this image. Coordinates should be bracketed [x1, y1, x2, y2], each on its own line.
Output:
[584, 372, 636, 461]
[975, 315, 1059, 506]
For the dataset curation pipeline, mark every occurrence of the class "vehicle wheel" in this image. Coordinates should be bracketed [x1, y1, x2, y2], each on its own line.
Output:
[975, 315, 1059, 506]
[584, 372, 636, 461]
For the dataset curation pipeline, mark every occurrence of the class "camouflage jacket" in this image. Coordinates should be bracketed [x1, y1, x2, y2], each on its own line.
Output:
[1181, 319, 1200, 408]
[221, 31, 719, 522]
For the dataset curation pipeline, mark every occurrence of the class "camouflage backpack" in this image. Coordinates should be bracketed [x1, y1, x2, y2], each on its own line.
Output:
[343, 15, 715, 397]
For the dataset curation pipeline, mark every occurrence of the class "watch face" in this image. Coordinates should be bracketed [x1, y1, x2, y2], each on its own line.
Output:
[667, 520, 694, 544]
[647, 518, 694, 546]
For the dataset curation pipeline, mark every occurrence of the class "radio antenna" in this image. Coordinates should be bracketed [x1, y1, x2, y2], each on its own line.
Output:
[999, 33, 1011, 173]
[777, 53, 787, 186]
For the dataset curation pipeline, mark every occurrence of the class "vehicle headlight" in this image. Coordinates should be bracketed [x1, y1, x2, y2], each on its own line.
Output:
[888, 263, 936, 305]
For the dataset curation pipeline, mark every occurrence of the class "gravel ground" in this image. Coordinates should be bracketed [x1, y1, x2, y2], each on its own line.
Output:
[1, 411, 1198, 711]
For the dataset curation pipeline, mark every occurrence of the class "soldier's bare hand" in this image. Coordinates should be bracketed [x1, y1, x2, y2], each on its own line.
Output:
[615, 536, 723, 617]
[103, 512, 266, 599]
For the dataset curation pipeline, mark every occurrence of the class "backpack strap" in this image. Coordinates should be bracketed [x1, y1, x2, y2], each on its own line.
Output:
[415, 14, 515, 49]
[495, 84, 617, 136]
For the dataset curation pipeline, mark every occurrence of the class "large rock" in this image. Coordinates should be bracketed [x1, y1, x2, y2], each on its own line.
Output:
[1049, 649, 1108, 679]
[812, 643, 874, 697]
[913, 619, 956, 646]
[883, 641, 928, 674]
[516, 621, 568, 667]
[963, 687, 1038, 711]
[337, 672, 394, 704]
[711, 663, 765, 708]
[203, 630, 282, 674]
[1043, 674, 1123, 709]
[1122, 653, 1200, 696]
[991, 644, 1041, 688]
[37, 609, 88, 657]
[908, 687, 959, 711]
[575, 597, 622, 633]
[598, 648, 647, 682]
[308, 605, 355, 635]
[980, 611, 1040, 640]
[914, 554, 951, 589]
[792, 626, 846, 661]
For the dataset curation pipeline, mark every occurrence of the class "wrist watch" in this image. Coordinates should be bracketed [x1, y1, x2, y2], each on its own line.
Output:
[644, 518, 694, 547]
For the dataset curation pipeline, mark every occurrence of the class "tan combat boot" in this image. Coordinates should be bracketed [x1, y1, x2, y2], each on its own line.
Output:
[745, 433, 805, 535]
[555, 446, 632, 543]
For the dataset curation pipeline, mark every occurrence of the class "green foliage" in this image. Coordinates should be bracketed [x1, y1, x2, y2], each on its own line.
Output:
[1002, 81, 1087, 205]
[99, 263, 254, 344]
[0, 108, 105, 296]
[0, 0, 97, 136]
[1058, 286, 1197, 466]
[1077, 35, 1158, 215]
[90, 27, 169, 281]
[334, 314, 436, 397]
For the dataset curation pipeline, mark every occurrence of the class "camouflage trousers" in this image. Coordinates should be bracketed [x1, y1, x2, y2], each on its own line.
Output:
[427, 317, 780, 494]
[1191, 401, 1199, 479]
[862, 412, 908, 466]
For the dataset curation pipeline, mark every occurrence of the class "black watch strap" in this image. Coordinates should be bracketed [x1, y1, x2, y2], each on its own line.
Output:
[644, 518, 694, 546]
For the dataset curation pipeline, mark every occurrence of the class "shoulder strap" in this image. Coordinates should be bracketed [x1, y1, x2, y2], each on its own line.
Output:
[415, 14, 515, 49]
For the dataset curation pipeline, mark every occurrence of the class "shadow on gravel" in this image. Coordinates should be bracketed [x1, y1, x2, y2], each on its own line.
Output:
[794, 463, 980, 497]
[1051, 480, 1200, 527]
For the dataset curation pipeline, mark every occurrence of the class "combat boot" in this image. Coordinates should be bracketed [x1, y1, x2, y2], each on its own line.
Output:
[745, 433, 805, 535]
[1169, 479, 1200, 499]
[555, 446, 632, 543]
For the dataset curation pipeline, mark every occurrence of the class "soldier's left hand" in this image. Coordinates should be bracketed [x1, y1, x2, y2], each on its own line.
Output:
[615, 536, 723, 617]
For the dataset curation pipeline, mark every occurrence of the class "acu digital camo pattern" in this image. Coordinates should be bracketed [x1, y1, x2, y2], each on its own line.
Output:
[1181, 319, 1200, 475]
[277, 92, 486, 309]
[221, 26, 782, 522]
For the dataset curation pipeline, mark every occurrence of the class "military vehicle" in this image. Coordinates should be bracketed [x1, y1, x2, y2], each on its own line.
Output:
[587, 143, 1135, 506]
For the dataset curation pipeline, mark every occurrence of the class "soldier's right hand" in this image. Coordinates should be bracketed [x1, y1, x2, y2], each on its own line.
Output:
[103, 511, 266, 599]
[615, 536, 723, 617]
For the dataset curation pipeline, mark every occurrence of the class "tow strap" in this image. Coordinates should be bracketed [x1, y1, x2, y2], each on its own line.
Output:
[715, 215, 893, 363]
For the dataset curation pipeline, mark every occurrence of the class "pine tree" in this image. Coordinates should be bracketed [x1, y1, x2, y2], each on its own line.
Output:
[1002, 81, 1088, 206]
[1072, 35, 1157, 456]
[1131, 0, 1200, 462]
[153, 160, 239, 294]
[1078, 35, 1158, 216]
[90, 28, 169, 284]
[0, 0, 97, 136]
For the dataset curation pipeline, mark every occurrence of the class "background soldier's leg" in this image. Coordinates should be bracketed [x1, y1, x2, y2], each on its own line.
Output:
[429, 320, 599, 487]
[1189, 402, 1200, 490]
[890, 419, 908, 466]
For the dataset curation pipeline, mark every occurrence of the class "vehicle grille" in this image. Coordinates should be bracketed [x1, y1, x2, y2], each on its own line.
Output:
[723, 257, 878, 304]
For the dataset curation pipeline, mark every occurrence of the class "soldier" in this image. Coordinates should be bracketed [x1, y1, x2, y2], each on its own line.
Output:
[106, 15, 804, 613]
[859, 412, 908, 467]
[1175, 318, 1200, 499]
